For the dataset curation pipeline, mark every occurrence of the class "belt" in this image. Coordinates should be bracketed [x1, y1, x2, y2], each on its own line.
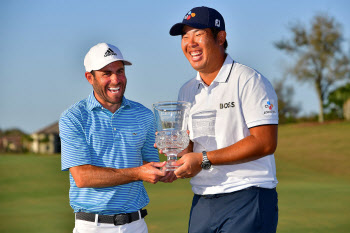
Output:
[76, 209, 147, 226]
[197, 186, 259, 199]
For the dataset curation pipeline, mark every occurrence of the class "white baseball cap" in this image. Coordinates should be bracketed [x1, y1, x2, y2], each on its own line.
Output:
[84, 43, 132, 72]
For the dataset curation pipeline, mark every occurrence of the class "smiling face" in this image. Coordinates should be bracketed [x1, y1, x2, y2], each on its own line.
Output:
[181, 25, 226, 81]
[85, 61, 127, 113]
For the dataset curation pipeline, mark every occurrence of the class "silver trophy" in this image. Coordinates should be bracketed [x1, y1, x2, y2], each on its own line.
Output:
[153, 101, 191, 171]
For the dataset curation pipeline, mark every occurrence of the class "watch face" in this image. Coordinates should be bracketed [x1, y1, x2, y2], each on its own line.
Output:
[201, 162, 211, 170]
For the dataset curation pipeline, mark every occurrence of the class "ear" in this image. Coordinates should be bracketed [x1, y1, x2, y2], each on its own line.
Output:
[217, 31, 226, 46]
[85, 72, 94, 85]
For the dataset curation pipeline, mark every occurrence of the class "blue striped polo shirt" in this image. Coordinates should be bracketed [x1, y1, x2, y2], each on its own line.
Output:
[59, 92, 159, 215]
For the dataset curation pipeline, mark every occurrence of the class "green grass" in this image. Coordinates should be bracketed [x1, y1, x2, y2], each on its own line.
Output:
[274, 121, 350, 233]
[0, 154, 73, 233]
[0, 121, 349, 233]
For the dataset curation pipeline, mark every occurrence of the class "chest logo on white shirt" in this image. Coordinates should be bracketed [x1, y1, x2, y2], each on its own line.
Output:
[263, 99, 277, 115]
[220, 101, 235, 109]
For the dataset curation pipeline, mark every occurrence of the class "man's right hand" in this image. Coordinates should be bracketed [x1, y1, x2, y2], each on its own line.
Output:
[138, 161, 167, 184]
[70, 162, 166, 188]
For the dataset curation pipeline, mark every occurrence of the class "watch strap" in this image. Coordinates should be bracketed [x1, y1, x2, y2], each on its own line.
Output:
[201, 151, 211, 169]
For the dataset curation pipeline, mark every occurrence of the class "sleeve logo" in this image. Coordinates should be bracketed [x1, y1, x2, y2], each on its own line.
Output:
[263, 99, 277, 115]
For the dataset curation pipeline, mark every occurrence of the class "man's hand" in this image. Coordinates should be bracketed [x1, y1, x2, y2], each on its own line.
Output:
[174, 152, 202, 179]
[159, 170, 178, 183]
[138, 162, 167, 184]
[70, 162, 167, 188]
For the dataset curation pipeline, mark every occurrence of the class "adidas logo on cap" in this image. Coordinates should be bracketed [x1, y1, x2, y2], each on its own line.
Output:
[84, 43, 132, 72]
[104, 48, 117, 57]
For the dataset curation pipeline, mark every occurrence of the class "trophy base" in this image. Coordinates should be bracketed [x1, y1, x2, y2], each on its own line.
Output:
[165, 157, 178, 171]
[165, 166, 178, 171]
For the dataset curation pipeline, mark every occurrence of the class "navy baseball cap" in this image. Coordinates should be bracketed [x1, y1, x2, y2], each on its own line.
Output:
[170, 6, 225, 36]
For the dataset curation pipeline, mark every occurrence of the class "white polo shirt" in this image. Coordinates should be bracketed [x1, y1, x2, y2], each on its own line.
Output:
[178, 54, 279, 195]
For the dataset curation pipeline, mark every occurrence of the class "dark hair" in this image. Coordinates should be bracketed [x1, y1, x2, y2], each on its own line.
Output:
[89, 61, 125, 77]
[210, 27, 228, 50]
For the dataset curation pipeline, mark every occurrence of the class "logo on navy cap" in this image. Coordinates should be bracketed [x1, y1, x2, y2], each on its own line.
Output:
[184, 11, 196, 20]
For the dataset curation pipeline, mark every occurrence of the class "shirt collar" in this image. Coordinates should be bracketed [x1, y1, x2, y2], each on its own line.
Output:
[87, 91, 101, 111]
[195, 54, 234, 86]
[86, 91, 131, 111]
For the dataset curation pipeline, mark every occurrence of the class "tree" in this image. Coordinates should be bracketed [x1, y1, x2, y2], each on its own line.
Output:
[326, 83, 350, 119]
[273, 79, 300, 124]
[275, 13, 350, 122]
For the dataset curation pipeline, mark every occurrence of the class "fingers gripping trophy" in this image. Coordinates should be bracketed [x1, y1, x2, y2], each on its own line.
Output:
[153, 101, 191, 171]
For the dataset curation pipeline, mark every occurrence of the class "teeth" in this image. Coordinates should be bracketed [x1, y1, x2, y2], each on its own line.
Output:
[108, 87, 120, 92]
[190, 51, 202, 56]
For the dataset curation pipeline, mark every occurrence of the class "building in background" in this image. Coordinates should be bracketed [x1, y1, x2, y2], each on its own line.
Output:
[31, 122, 60, 154]
[0, 135, 23, 152]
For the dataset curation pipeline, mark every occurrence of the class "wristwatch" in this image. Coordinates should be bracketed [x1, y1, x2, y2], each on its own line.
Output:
[201, 151, 212, 170]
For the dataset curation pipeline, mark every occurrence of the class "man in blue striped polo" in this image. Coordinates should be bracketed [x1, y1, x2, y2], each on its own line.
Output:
[59, 43, 167, 233]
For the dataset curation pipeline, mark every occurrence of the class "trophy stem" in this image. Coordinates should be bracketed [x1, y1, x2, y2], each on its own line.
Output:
[166, 153, 178, 171]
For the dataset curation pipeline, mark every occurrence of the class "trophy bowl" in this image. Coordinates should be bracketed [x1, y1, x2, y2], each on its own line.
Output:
[153, 101, 191, 171]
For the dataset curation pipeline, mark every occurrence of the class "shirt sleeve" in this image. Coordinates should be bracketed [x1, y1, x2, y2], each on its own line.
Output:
[59, 110, 91, 171]
[178, 86, 185, 101]
[141, 110, 160, 163]
[241, 73, 279, 128]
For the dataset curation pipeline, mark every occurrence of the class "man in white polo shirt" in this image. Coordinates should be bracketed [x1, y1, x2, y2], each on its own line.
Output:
[169, 6, 279, 233]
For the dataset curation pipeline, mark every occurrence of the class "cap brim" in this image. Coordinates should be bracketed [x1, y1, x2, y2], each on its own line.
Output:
[169, 23, 186, 36]
[87, 59, 132, 72]
[123, 60, 132, 66]
[169, 22, 210, 36]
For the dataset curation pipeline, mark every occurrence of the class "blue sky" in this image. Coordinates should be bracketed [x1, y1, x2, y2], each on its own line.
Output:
[1, 0, 349, 133]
